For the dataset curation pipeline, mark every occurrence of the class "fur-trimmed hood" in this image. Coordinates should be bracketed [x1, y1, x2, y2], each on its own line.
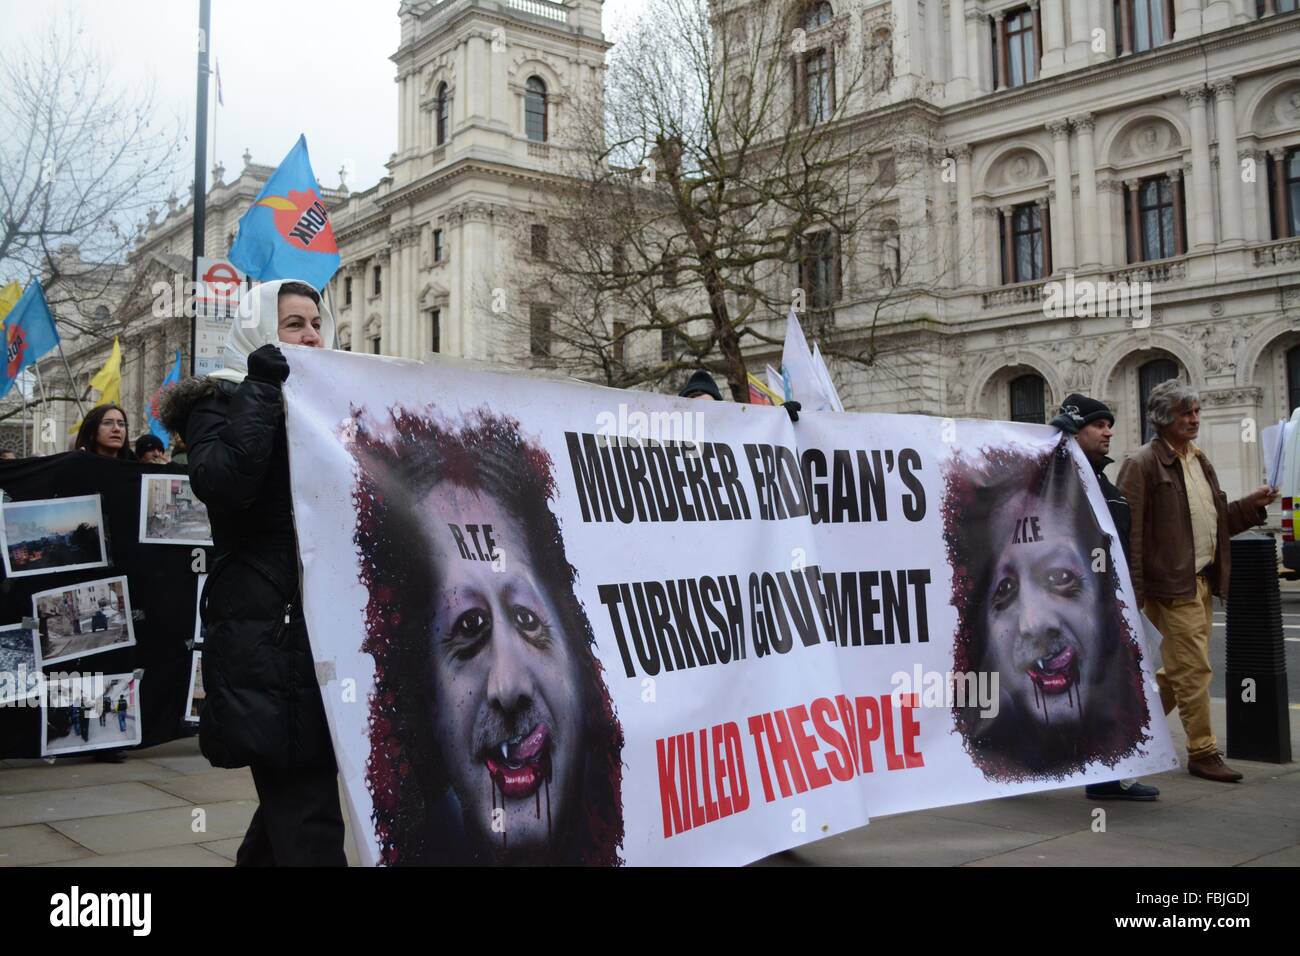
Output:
[160, 376, 233, 436]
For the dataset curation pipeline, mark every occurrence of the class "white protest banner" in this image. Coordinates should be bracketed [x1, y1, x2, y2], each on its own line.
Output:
[283, 348, 1177, 866]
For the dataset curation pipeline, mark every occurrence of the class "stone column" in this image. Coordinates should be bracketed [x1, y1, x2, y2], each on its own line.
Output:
[948, 0, 969, 99]
[1029, 0, 1044, 75]
[375, 248, 392, 353]
[455, 41, 469, 126]
[1212, 76, 1244, 247]
[927, 0, 947, 86]
[1037, 197, 1053, 275]
[894, 0, 928, 87]
[1096, 180, 1122, 268]
[999, 204, 1015, 282]
[897, 141, 930, 277]
[1167, 168, 1187, 254]
[978, 206, 997, 287]
[993, 12, 1008, 89]
[1124, 179, 1141, 262]
[966, 9, 986, 94]
[1239, 149, 1265, 241]
[1269, 148, 1289, 239]
[408, 229, 421, 357]
[1041, 0, 1067, 75]
[1175, 0, 1204, 40]
[1048, 119, 1076, 271]
[955, 145, 975, 285]
[931, 148, 954, 283]
[1067, 0, 1090, 65]
[1073, 113, 1100, 269]
[348, 260, 366, 351]
[1182, 86, 1216, 251]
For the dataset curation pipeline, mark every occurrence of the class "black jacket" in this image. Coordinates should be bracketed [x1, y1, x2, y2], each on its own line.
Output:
[1093, 455, 1131, 563]
[161, 375, 334, 771]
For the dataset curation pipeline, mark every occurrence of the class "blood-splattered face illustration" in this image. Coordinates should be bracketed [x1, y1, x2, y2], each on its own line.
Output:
[981, 491, 1104, 730]
[349, 408, 624, 865]
[944, 440, 1150, 781]
[418, 482, 585, 856]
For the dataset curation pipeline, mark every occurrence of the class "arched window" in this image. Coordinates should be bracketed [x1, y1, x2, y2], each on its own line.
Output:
[525, 76, 548, 143]
[1138, 358, 1180, 442]
[1009, 373, 1046, 424]
[1286, 344, 1300, 417]
[93, 305, 110, 323]
[802, 1, 833, 30]
[436, 82, 449, 146]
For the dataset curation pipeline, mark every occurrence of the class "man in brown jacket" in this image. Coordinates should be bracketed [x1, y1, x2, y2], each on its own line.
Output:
[1117, 381, 1278, 783]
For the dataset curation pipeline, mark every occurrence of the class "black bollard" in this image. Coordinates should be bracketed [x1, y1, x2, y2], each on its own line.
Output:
[1225, 533, 1292, 763]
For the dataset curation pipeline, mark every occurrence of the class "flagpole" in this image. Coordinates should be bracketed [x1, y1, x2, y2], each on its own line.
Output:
[211, 59, 219, 184]
[191, 0, 212, 378]
[54, 339, 86, 418]
[33, 364, 50, 454]
[21, 372, 29, 457]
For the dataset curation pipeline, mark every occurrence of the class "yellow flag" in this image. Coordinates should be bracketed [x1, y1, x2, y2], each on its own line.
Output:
[0, 281, 21, 327]
[89, 337, 122, 407]
[68, 337, 123, 437]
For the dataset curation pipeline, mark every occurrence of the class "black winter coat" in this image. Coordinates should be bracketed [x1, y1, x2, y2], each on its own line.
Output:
[161, 375, 334, 771]
[1093, 455, 1131, 563]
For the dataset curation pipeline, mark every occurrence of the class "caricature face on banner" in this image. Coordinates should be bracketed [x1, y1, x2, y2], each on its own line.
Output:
[283, 348, 1177, 867]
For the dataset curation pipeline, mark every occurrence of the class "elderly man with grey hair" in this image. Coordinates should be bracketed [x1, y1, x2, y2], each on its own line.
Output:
[1117, 380, 1278, 783]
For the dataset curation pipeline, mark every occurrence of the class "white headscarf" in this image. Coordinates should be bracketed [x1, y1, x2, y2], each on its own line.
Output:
[208, 277, 336, 383]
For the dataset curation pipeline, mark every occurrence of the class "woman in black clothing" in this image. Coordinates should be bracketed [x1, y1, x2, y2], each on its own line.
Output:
[74, 404, 135, 460]
[161, 277, 345, 866]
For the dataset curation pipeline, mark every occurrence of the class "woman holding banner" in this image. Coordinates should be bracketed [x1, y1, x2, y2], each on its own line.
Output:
[162, 277, 345, 866]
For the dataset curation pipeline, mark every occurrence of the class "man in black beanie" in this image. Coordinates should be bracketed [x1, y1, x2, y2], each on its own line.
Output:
[679, 369, 723, 401]
[1050, 392, 1159, 802]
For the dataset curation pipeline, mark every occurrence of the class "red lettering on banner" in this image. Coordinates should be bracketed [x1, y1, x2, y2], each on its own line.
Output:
[787, 704, 832, 790]
[656, 722, 749, 838]
[656, 736, 684, 837]
[661, 695, 922, 835]
[812, 697, 854, 782]
[744, 694, 926, 804]
[901, 693, 925, 768]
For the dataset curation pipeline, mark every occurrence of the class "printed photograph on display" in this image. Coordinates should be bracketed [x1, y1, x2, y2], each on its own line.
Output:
[193, 573, 207, 645]
[0, 494, 108, 578]
[0, 622, 40, 705]
[185, 650, 204, 723]
[41, 672, 140, 756]
[32, 576, 136, 667]
[139, 475, 213, 546]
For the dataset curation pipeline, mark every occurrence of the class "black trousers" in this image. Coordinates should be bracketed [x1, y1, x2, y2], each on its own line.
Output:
[236, 764, 347, 866]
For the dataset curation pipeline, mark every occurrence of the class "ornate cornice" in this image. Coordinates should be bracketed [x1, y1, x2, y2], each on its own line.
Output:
[1200, 386, 1262, 407]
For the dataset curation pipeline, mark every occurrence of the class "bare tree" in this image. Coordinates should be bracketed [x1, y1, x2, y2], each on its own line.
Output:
[0, 14, 184, 333]
[512, 0, 949, 400]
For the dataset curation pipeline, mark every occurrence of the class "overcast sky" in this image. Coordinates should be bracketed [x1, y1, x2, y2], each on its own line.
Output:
[1, 0, 643, 196]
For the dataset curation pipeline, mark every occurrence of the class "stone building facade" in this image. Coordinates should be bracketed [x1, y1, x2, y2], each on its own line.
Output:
[26, 0, 1300, 504]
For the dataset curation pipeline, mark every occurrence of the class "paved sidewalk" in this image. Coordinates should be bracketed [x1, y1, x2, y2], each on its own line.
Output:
[1, 701, 1295, 866]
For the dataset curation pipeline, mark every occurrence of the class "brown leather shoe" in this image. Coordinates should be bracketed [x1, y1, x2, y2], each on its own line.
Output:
[1188, 754, 1243, 783]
